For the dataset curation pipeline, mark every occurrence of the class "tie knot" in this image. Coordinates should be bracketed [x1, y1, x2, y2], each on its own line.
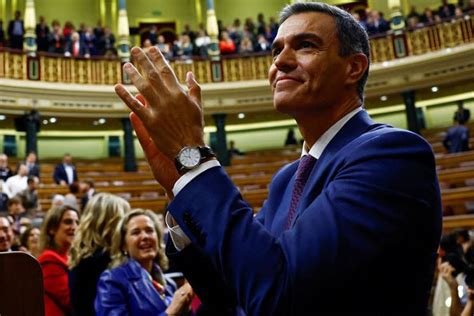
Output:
[296, 155, 316, 181]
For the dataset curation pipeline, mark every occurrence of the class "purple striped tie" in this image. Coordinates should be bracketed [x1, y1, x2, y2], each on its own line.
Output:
[285, 155, 316, 229]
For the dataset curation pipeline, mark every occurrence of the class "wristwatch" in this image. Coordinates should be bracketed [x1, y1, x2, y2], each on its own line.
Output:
[175, 146, 216, 172]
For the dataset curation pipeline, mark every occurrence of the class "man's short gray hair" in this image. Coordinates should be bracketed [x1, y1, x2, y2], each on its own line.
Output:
[279, 2, 370, 102]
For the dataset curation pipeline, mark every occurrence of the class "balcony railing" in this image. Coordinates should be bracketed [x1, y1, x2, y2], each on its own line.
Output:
[0, 14, 472, 85]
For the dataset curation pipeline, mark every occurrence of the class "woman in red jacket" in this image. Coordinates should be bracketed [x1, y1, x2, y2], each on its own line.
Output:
[38, 204, 79, 316]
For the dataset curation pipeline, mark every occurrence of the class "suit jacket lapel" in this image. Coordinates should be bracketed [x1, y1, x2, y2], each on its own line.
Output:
[126, 259, 167, 313]
[290, 110, 377, 228]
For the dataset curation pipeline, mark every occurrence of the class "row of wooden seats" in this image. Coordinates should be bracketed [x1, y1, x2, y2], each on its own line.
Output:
[435, 151, 474, 170]
[37, 161, 285, 185]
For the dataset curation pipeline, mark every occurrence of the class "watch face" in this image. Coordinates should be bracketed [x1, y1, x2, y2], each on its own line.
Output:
[179, 147, 201, 169]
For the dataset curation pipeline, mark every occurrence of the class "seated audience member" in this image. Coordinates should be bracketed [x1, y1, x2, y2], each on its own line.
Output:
[98, 27, 116, 56]
[17, 176, 40, 219]
[51, 194, 66, 208]
[439, 0, 456, 18]
[65, 182, 79, 210]
[36, 16, 50, 52]
[62, 21, 74, 42]
[255, 34, 271, 52]
[53, 153, 78, 186]
[421, 8, 436, 24]
[173, 34, 193, 59]
[142, 38, 153, 50]
[433, 231, 473, 316]
[6, 196, 27, 238]
[48, 20, 65, 54]
[18, 151, 40, 178]
[4, 163, 28, 198]
[156, 35, 172, 59]
[38, 205, 79, 316]
[443, 118, 470, 153]
[366, 10, 390, 35]
[95, 209, 193, 316]
[0, 181, 8, 212]
[239, 35, 254, 53]
[8, 10, 24, 50]
[219, 31, 236, 54]
[148, 25, 159, 45]
[65, 31, 90, 58]
[194, 30, 210, 57]
[82, 27, 97, 55]
[0, 216, 13, 252]
[19, 226, 40, 257]
[79, 180, 95, 210]
[69, 193, 131, 316]
[284, 128, 298, 146]
[0, 153, 13, 182]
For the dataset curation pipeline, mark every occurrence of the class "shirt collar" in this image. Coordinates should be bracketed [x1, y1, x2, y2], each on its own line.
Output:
[302, 107, 362, 159]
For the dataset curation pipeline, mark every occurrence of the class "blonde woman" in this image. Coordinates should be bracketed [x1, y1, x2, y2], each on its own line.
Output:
[95, 209, 193, 316]
[69, 193, 130, 316]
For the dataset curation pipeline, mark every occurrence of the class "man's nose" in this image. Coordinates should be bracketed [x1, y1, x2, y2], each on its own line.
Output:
[274, 46, 297, 72]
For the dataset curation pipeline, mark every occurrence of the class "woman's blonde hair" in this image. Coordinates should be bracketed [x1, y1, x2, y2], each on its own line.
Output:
[69, 193, 131, 268]
[109, 209, 168, 270]
[39, 204, 79, 254]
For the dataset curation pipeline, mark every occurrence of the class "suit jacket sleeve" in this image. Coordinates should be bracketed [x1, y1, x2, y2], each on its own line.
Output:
[95, 270, 128, 316]
[41, 256, 71, 313]
[166, 241, 239, 315]
[167, 130, 441, 315]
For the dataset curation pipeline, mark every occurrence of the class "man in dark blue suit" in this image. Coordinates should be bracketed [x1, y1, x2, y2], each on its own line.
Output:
[53, 153, 78, 186]
[115, 2, 442, 315]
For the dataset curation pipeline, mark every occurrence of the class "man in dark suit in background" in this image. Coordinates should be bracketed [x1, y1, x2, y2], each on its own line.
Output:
[115, 2, 442, 315]
[65, 32, 90, 58]
[53, 153, 78, 186]
[7, 10, 24, 50]
[444, 117, 470, 153]
[17, 151, 40, 179]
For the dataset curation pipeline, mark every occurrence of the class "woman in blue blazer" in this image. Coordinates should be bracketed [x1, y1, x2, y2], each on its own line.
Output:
[95, 209, 193, 316]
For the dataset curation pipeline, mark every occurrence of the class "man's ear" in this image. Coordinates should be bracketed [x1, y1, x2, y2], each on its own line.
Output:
[345, 53, 369, 86]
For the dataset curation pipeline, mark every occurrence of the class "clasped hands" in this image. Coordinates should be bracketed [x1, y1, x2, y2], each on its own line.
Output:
[115, 46, 205, 198]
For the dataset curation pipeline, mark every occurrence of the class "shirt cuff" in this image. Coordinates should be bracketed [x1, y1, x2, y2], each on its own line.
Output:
[165, 212, 191, 251]
[172, 159, 221, 197]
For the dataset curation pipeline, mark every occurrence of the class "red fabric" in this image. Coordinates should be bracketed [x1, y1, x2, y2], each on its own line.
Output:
[219, 40, 236, 54]
[38, 250, 71, 316]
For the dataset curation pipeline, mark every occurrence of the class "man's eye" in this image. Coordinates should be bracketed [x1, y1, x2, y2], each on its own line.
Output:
[301, 41, 314, 48]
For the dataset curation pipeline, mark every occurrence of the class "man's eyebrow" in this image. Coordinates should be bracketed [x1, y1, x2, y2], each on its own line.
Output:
[293, 32, 324, 44]
[271, 32, 324, 51]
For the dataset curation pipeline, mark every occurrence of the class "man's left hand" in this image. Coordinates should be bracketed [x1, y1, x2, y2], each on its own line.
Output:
[115, 46, 205, 162]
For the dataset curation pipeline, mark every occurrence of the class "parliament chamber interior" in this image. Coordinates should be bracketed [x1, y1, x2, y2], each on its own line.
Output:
[0, 0, 473, 315]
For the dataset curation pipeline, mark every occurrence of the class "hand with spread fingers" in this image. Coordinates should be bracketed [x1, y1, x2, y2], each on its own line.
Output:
[115, 46, 205, 191]
[130, 94, 179, 197]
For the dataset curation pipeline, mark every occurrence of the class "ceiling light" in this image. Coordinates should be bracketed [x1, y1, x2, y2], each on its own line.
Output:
[431, 86, 439, 93]
[98, 118, 106, 124]
[49, 117, 57, 123]
[380, 95, 388, 101]
[93, 121, 99, 126]
[42, 120, 48, 125]
[0, 115, 6, 120]
[238, 113, 245, 119]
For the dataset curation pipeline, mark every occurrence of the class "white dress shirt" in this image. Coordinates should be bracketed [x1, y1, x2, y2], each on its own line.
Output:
[166, 107, 363, 250]
[4, 175, 28, 198]
[64, 164, 74, 185]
